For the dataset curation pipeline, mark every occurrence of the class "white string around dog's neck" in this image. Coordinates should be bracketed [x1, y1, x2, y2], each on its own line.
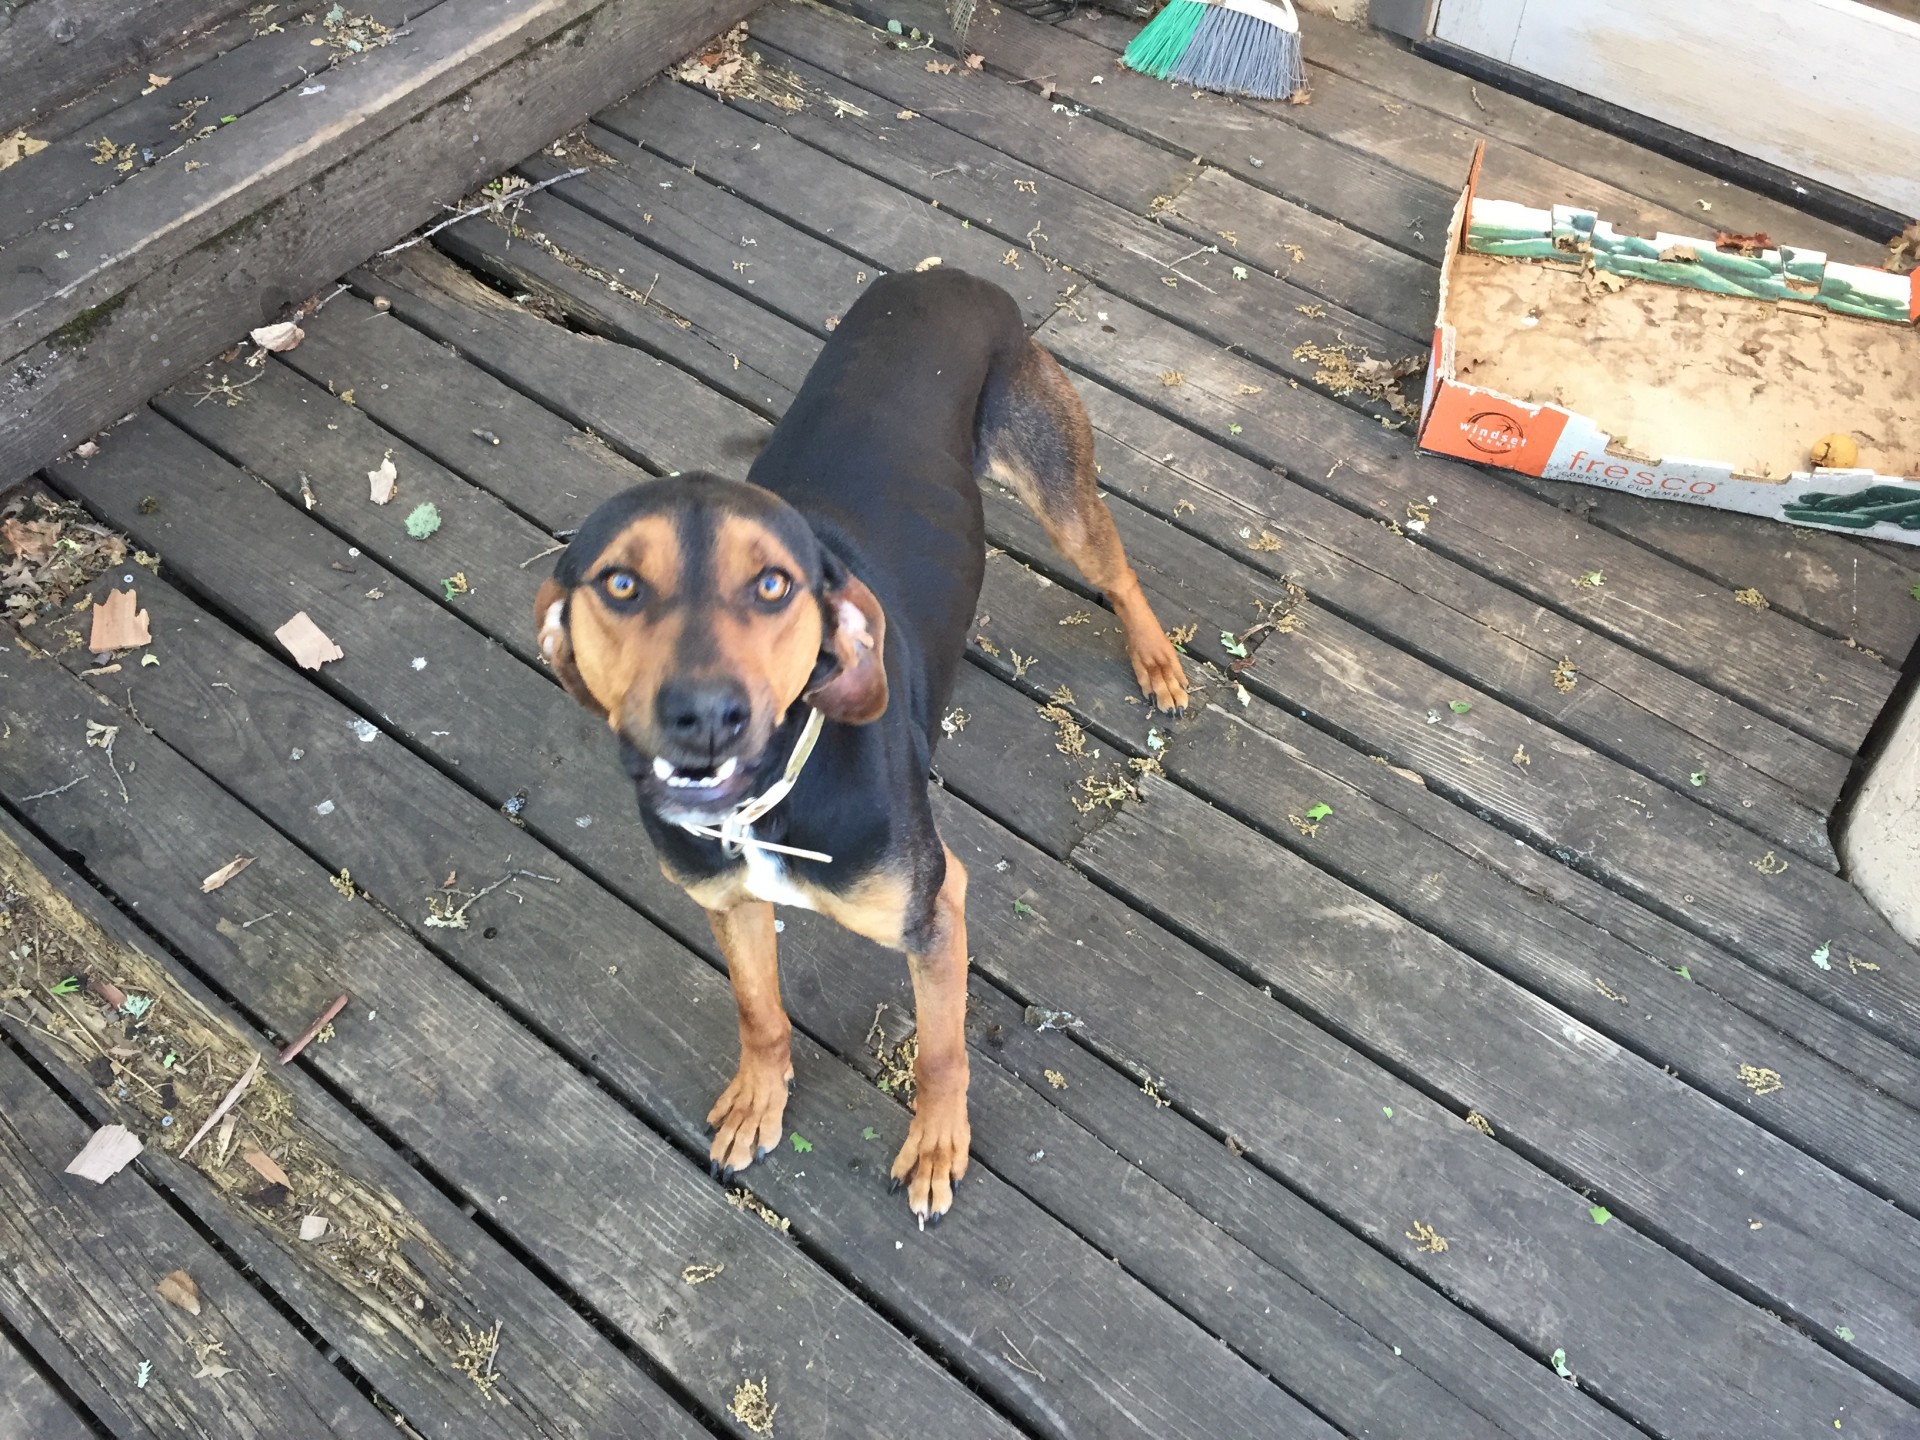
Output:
[676, 707, 832, 863]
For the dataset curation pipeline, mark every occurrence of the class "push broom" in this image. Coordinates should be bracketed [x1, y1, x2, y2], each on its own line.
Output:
[1123, 0, 1306, 102]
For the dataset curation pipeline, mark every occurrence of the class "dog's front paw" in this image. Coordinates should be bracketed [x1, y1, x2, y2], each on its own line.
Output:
[706, 1054, 793, 1179]
[1130, 632, 1191, 715]
[889, 1096, 971, 1227]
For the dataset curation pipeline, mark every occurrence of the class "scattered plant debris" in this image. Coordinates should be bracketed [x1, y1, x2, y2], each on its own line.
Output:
[1733, 587, 1769, 610]
[865, 1005, 918, 1101]
[1689, 769, 1706, 787]
[1038, 702, 1088, 758]
[1043, 1069, 1067, 1089]
[405, 503, 441, 540]
[675, 22, 808, 111]
[3, 492, 134, 628]
[940, 707, 970, 736]
[279, 991, 349, 1064]
[1739, 1063, 1783, 1096]
[1464, 1110, 1495, 1137]
[1886, 219, 1920, 275]
[1406, 1220, 1447, 1254]
[1448, 699, 1471, 714]
[1551, 1347, 1574, 1381]
[1550, 657, 1578, 693]
[789, 1132, 813, 1153]
[682, 1262, 725, 1284]
[1588, 1205, 1611, 1225]
[1594, 977, 1628, 1004]
[726, 1187, 791, 1233]
[730, 1376, 777, 1436]
[1809, 941, 1832, 971]
[451, 1319, 502, 1397]
[1291, 340, 1423, 422]
[1752, 851, 1789, 876]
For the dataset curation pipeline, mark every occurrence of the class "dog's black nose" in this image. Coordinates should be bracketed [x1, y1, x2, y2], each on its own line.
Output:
[657, 678, 751, 757]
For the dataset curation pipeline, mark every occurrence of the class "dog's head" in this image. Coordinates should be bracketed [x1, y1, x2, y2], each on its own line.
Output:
[535, 475, 887, 821]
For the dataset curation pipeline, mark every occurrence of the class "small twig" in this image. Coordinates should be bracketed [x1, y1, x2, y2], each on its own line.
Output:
[239, 911, 279, 928]
[1469, 84, 1488, 113]
[97, 732, 129, 805]
[376, 168, 586, 259]
[180, 1054, 261, 1158]
[18, 778, 81, 802]
[279, 991, 349, 1064]
[999, 1329, 1044, 1381]
[518, 541, 566, 569]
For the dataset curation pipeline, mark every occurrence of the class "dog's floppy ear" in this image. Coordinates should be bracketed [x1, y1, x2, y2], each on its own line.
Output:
[534, 577, 607, 718]
[803, 558, 888, 725]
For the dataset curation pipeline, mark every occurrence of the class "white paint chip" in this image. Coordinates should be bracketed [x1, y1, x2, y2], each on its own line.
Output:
[349, 719, 378, 743]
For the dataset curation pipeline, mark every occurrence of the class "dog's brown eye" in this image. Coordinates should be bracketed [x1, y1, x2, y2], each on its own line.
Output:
[753, 569, 791, 604]
[602, 570, 640, 602]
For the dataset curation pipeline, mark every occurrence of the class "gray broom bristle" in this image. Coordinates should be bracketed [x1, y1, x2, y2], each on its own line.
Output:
[1168, 6, 1305, 101]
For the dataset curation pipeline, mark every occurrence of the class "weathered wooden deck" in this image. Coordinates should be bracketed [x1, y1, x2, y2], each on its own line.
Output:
[6, 2, 1920, 1436]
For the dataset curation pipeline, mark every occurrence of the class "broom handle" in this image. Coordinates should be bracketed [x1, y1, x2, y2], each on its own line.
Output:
[1200, 0, 1299, 31]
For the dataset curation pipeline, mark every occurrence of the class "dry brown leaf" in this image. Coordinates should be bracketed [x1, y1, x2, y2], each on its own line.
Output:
[200, 855, 254, 893]
[964, 51, 984, 68]
[250, 321, 304, 352]
[275, 611, 343, 669]
[3, 516, 61, 561]
[367, 453, 397, 505]
[89, 588, 151, 651]
[147, 73, 171, 88]
[243, 1149, 292, 1188]
[65, 1124, 143, 1183]
[914, 256, 943, 271]
[155, 1269, 202, 1315]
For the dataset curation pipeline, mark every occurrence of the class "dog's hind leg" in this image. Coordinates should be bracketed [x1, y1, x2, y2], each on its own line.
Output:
[975, 338, 1189, 712]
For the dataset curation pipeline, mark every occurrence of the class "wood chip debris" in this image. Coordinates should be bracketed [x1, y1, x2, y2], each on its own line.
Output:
[180, 1055, 261, 1158]
[65, 1124, 143, 1182]
[730, 1376, 777, 1436]
[368, 452, 398, 504]
[200, 856, 254, 893]
[249, 322, 304, 352]
[89, 588, 151, 651]
[155, 1269, 202, 1315]
[275, 611, 344, 669]
[299, 1215, 329, 1241]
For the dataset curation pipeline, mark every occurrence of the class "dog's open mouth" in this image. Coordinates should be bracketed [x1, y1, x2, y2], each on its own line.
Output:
[652, 756, 740, 791]
[642, 753, 758, 816]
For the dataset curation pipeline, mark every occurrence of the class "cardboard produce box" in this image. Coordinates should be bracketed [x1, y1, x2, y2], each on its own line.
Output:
[1418, 146, 1920, 541]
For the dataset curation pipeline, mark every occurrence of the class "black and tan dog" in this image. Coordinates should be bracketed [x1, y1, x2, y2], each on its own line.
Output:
[536, 269, 1186, 1223]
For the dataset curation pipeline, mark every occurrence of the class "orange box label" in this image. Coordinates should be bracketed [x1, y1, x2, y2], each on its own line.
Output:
[1420, 381, 1570, 477]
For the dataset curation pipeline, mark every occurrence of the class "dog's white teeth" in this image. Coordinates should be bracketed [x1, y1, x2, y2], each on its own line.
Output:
[715, 758, 739, 781]
[652, 757, 674, 780]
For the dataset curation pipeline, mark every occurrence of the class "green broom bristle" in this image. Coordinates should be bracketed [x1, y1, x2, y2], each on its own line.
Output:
[1123, 0, 1207, 79]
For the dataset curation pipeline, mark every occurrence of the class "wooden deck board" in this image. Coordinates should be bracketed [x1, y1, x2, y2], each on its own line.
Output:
[1, 813, 711, 1440]
[0, 1048, 393, 1440]
[9, 4, 1920, 1435]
